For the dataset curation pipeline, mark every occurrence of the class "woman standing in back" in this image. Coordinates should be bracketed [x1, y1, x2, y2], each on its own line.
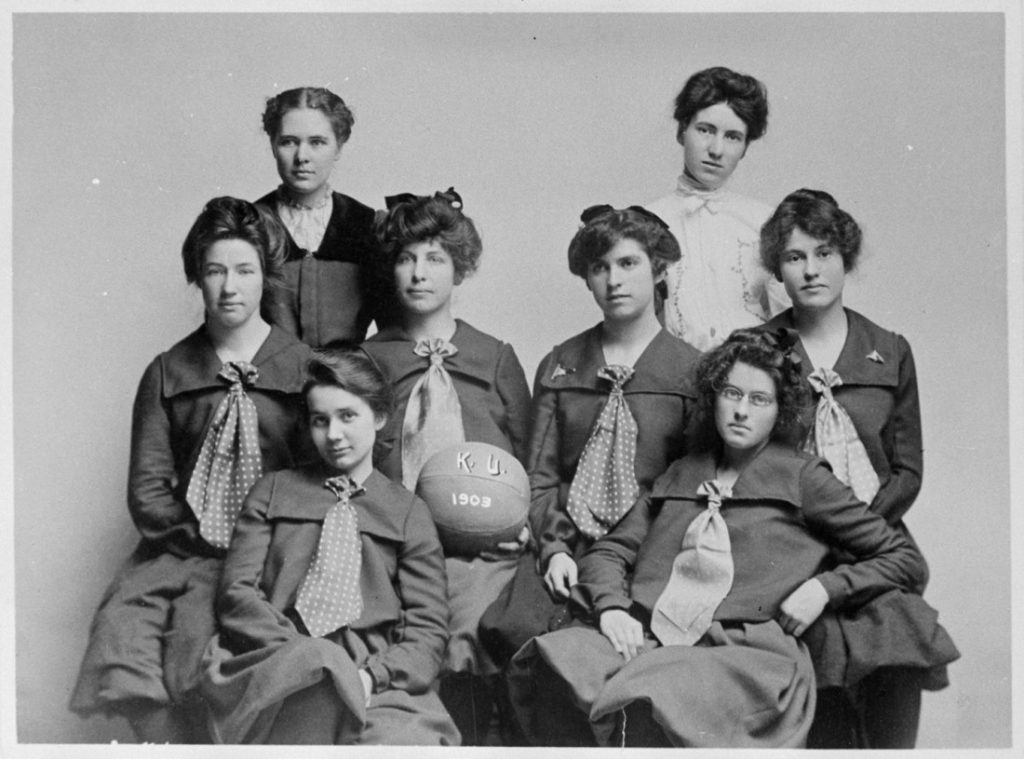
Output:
[256, 86, 393, 347]
[647, 66, 787, 351]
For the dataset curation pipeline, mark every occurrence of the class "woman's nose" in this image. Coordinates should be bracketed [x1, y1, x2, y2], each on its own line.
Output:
[733, 397, 750, 418]
[222, 271, 238, 293]
[412, 259, 427, 281]
[708, 134, 724, 157]
[804, 257, 820, 278]
[295, 142, 310, 163]
[327, 418, 346, 440]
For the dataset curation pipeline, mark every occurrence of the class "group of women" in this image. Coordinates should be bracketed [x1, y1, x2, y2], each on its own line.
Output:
[69, 66, 958, 748]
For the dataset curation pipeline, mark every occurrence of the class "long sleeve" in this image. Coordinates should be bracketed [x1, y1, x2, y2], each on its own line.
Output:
[216, 474, 302, 652]
[127, 359, 206, 558]
[526, 355, 576, 566]
[801, 459, 928, 610]
[495, 342, 533, 464]
[363, 497, 449, 694]
[571, 489, 656, 620]
[870, 336, 923, 524]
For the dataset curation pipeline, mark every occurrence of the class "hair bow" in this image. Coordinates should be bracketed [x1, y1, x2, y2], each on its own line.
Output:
[579, 204, 670, 232]
[434, 187, 463, 209]
[625, 205, 670, 231]
[385, 192, 418, 211]
[580, 204, 615, 224]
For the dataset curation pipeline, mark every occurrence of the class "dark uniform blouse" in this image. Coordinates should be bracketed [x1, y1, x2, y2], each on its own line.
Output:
[572, 443, 927, 625]
[762, 308, 922, 528]
[361, 319, 532, 479]
[528, 325, 702, 566]
[216, 466, 449, 694]
[128, 324, 315, 558]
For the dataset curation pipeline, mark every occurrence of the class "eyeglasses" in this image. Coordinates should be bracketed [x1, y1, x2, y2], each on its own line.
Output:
[718, 385, 777, 408]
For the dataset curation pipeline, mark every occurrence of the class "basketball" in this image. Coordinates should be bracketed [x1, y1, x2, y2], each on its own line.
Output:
[416, 441, 530, 556]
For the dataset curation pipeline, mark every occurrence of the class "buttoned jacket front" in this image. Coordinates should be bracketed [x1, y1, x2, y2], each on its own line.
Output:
[257, 190, 392, 346]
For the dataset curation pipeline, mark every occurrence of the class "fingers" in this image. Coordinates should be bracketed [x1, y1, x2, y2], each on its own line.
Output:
[543, 567, 569, 599]
[551, 571, 571, 599]
[777, 612, 807, 637]
[491, 540, 523, 555]
[609, 625, 644, 661]
[565, 560, 578, 588]
[542, 568, 558, 596]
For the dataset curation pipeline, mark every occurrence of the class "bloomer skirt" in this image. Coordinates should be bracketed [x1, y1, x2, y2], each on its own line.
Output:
[444, 553, 518, 676]
[478, 551, 573, 667]
[70, 548, 221, 713]
[201, 633, 460, 746]
[804, 588, 960, 691]
[508, 619, 816, 748]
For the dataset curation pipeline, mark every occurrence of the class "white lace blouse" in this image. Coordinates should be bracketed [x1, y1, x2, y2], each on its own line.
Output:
[647, 174, 789, 352]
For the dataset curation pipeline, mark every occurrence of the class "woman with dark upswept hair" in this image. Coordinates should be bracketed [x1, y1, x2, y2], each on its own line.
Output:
[70, 197, 314, 742]
[479, 205, 701, 698]
[760, 189, 958, 749]
[646, 66, 788, 352]
[256, 86, 394, 348]
[361, 188, 532, 745]
[506, 329, 926, 748]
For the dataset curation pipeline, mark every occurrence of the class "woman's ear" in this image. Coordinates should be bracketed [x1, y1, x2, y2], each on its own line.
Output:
[374, 413, 388, 432]
[453, 271, 465, 286]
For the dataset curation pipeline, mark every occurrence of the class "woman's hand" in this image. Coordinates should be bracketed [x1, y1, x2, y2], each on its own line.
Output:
[599, 609, 645, 661]
[358, 669, 373, 706]
[479, 525, 531, 561]
[777, 578, 829, 637]
[543, 552, 578, 599]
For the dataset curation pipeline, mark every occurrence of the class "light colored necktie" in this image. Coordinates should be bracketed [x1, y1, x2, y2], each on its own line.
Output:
[566, 365, 640, 541]
[803, 367, 881, 504]
[295, 476, 366, 638]
[187, 361, 263, 550]
[651, 479, 734, 646]
[400, 338, 466, 490]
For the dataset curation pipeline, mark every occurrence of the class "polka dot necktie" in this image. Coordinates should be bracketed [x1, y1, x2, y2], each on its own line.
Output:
[803, 367, 881, 504]
[295, 475, 366, 638]
[651, 479, 735, 647]
[566, 365, 639, 541]
[186, 361, 263, 551]
[400, 338, 466, 491]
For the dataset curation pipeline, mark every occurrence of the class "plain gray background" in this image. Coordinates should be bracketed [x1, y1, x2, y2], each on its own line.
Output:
[10, 10, 1013, 749]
